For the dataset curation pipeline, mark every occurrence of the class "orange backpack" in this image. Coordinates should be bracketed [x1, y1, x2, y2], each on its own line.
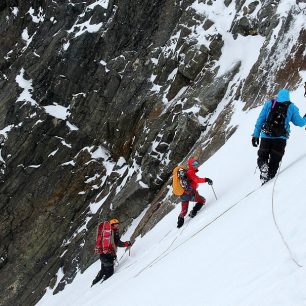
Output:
[172, 165, 189, 196]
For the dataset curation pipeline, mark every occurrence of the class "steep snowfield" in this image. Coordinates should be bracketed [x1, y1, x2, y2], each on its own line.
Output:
[37, 85, 306, 306]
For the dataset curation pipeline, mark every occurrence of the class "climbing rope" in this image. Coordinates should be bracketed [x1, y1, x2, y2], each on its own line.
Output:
[132, 157, 304, 276]
[134, 216, 192, 277]
[271, 161, 303, 268]
[134, 186, 262, 276]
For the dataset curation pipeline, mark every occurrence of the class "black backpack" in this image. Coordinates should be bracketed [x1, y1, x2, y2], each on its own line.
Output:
[262, 100, 291, 137]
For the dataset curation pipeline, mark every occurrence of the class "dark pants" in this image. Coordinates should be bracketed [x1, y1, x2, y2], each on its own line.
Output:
[257, 138, 286, 179]
[92, 253, 115, 286]
[179, 190, 206, 218]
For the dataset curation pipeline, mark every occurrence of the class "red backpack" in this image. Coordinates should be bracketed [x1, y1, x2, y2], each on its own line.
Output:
[95, 221, 114, 254]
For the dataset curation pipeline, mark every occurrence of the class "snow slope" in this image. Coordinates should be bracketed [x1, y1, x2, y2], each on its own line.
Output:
[37, 85, 306, 306]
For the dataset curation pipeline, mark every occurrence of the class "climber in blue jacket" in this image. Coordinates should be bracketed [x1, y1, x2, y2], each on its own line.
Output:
[252, 89, 306, 184]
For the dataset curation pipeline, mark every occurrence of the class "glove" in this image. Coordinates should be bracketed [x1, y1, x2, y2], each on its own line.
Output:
[252, 136, 259, 147]
[124, 241, 131, 247]
[205, 178, 213, 185]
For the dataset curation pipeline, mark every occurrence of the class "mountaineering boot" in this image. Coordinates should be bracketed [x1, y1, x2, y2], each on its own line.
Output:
[189, 210, 195, 218]
[259, 164, 269, 184]
[177, 216, 184, 228]
[259, 163, 269, 185]
[99, 275, 106, 284]
[261, 176, 271, 185]
[189, 202, 203, 218]
[91, 271, 103, 287]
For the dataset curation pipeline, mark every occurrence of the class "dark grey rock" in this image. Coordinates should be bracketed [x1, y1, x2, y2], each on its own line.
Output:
[231, 16, 258, 38]
[248, 1, 260, 14]
[224, 0, 233, 7]
[0, 0, 303, 305]
[203, 19, 214, 31]
[178, 46, 209, 80]
[209, 34, 224, 60]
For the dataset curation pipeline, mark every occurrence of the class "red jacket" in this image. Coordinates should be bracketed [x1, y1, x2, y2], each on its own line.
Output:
[187, 158, 206, 191]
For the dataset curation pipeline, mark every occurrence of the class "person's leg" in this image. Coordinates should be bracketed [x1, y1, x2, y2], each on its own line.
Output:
[189, 192, 206, 218]
[91, 255, 106, 286]
[268, 139, 286, 179]
[100, 254, 115, 282]
[177, 201, 189, 228]
[179, 201, 189, 218]
[102, 265, 114, 281]
[92, 270, 103, 286]
[257, 138, 272, 181]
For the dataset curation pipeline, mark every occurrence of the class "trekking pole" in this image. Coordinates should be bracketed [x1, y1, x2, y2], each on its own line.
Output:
[118, 245, 131, 262]
[211, 185, 218, 200]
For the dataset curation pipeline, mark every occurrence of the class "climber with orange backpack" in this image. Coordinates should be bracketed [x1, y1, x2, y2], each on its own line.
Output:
[91, 218, 131, 286]
[173, 158, 213, 228]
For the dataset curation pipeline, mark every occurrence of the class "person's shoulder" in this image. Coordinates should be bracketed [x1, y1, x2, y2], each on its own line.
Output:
[288, 101, 298, 110]
[265, 99, 273, 103]
[263, 100, 273, 107]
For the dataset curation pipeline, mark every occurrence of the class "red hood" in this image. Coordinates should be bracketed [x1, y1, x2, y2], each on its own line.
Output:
[188, 158, 198, 171]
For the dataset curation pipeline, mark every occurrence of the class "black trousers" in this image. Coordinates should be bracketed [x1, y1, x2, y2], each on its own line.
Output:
[92, 253, 115, 285]
[257, 138, 286, 179]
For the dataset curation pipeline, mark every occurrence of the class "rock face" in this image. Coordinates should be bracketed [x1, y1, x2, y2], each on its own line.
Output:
[0, 0, 305, 305]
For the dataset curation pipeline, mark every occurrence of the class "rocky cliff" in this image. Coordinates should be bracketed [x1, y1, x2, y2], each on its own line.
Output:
[0, 0, 305, 305]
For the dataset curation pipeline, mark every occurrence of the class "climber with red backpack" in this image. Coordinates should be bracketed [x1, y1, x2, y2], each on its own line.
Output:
[173, 158, 213, 228]
[91, 218, 131, 286]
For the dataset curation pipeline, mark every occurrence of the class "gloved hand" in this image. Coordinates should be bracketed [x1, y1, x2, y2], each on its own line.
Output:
[124, 241, 131, 247]
[252, 136, 259, 147]
[205, 178, 213, 185]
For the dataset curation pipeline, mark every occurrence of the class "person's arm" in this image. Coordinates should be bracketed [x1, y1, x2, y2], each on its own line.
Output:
[187, 171, 206, 184]
[114, 231, 130, 247]
[253, 101, 271, 137]
[290, 104, 306, 127]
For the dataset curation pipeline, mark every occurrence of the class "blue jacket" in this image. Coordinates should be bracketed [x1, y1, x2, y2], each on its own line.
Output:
[253, 89, 306, 139]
